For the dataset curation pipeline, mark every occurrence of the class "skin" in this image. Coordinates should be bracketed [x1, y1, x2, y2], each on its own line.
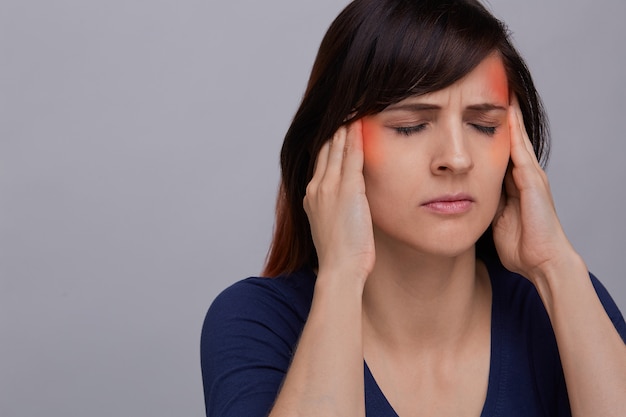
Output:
[362, 53, 510, 260]
[359, 53, 509, 416]
[269, 54, 626, 417]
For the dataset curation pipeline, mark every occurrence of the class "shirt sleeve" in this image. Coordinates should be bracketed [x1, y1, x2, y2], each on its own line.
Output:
[200, 278, 305, 417]
[590, 273, 626, 343]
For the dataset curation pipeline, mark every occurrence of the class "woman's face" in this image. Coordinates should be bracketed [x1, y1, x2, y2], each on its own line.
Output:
[361, 53, 511, 258]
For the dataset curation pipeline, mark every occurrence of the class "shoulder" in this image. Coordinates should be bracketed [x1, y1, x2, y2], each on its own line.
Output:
[200, 269, 316, 417]
[201, 269, 316, 358]
[203, 269, 316, 331]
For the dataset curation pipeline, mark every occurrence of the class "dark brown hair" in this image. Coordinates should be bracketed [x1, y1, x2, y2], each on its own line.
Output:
[263, 0, 549, 277]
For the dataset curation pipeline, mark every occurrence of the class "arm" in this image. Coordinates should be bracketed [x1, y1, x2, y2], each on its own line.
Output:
[493, 99, 626, 417]
[270, 121, 374, 417]
[269, 271, 366, 417]
[532, 252, 626, 417]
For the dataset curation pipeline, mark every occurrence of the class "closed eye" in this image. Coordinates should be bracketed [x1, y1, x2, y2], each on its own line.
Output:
[394, 124, 427, 136]
[471, 124, 497, 136]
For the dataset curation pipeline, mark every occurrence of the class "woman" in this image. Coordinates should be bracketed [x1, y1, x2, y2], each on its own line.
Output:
[201, 0, 626, 416]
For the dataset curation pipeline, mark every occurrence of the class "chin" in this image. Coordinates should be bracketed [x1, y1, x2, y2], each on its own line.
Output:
[415, 239, 478, 259]
[372, 210, 496, 260]
[374, 227, 483, 261]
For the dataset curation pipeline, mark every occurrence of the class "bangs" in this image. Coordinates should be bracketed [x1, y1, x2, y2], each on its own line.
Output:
[343, 0, 507, 115]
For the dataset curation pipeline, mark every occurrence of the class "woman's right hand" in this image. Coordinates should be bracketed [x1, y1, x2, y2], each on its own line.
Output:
[303, 120, 375, 284]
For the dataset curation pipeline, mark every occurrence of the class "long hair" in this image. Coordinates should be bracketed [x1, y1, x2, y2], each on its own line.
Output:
[263, 0, 549, 277]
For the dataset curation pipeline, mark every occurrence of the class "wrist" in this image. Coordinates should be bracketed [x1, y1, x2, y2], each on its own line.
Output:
[529, 248, 584, 281]
[315, 267, 368, 295]
[529, 250, 588, 310]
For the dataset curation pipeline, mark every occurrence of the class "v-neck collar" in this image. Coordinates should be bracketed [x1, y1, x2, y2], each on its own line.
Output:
[362, 258, 507, 416]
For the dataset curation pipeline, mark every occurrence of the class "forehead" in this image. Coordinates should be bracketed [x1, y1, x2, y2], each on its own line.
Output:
[461, 53, 509, 100]
[398, 53, 509, 107]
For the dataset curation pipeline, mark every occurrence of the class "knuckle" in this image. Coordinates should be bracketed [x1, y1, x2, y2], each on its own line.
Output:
[305, 181, 317, 197]
[318, 183, 334, 196]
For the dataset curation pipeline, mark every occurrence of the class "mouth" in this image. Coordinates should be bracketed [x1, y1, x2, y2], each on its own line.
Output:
[421, 193, 474, 214]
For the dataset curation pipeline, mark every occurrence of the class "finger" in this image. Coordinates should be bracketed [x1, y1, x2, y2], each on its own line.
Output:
[509, 98, 553, 193]
[322, 126, 348, 184]
[508, 96, 528, 159]
[511, 95, 535, 156]
[509, 96, 540, 169]
[516, 107, 539, 163]
[309, 140, 331, 187]
[342, 119, 364, 178]
[508, 105, 535, 171]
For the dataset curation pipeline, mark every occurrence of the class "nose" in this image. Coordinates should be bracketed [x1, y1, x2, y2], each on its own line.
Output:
[430, 125, 473, 175]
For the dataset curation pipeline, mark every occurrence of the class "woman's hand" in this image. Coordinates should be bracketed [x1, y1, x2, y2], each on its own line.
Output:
[271, 121, 370, 417]
[303, 120, 375, 283]
[493, 98, 626, 417]
[492, 96, 576, 282]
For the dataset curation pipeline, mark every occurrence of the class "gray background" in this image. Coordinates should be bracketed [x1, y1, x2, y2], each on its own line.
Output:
[1, 0, 624, 415]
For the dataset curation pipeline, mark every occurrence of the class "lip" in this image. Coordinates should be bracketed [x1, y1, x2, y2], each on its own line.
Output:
[421, 193, 475, 214]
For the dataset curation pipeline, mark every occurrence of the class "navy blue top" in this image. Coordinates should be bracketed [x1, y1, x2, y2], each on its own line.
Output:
[201, 260, 626, 416]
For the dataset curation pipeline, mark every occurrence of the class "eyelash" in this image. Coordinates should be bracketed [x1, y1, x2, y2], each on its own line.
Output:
[471, 124, 497, 136]
[394, 124, 497, 136]
[394, 124, 427, 136]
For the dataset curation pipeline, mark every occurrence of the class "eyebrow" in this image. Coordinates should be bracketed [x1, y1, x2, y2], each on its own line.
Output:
[385, 103, 440, 112]
[466, 103, 507, 112]
[384, 102, 507, 112]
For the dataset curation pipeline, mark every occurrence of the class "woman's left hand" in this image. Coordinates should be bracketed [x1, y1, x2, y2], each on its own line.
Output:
[492, 96, 576, 282]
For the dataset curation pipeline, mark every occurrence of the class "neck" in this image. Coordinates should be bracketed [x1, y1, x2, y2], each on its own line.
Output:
[362, 243, 491, 355]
